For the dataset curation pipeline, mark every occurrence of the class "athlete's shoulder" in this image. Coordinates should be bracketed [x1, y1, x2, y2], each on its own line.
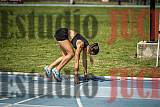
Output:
[76, 40, 84, 48]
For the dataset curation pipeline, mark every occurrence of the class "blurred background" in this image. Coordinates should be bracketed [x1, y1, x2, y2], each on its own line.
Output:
[0, 0, 160, 5]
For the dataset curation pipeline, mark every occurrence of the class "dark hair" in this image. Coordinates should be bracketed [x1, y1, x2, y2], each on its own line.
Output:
[90, 43, 99, 55]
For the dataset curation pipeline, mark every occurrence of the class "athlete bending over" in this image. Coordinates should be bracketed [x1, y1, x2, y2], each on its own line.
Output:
[44, 28, 99, 84]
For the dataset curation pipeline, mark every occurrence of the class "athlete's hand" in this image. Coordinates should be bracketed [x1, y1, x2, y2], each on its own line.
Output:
[84, 74, 89, 82]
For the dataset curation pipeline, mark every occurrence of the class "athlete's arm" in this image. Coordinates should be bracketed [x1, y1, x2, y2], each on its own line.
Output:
[74, 40, 83, 75]
[82, 47, 87, 76]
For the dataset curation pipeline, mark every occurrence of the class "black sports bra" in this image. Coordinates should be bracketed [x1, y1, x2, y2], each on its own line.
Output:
[71, 34, 89, 49]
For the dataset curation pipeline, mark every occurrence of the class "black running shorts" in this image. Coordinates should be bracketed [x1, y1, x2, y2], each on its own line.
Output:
[54, 28, 69, 41]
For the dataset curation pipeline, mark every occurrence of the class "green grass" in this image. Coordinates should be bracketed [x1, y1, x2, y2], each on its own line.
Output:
[23, 1, 133, 5]
[7, 1, 160, 5]
[0, 6, 160, 77]
[12, 1, 133, 5]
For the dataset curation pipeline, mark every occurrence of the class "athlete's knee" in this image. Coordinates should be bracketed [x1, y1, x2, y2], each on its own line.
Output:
[71, 52, 75, 58]
[68, 52, 74, 59]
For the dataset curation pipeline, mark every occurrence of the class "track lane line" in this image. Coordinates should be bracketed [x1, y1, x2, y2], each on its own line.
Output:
[3, 80, 86, 107]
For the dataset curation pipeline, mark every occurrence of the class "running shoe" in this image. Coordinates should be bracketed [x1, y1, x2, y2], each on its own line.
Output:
[44, 66, 52, 78]
[52, 68, 62, 82]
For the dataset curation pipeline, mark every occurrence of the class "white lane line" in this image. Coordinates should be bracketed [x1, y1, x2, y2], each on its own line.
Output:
[0, 98, 9, 100]
[0, 72, 39, 76]
[103, 76, 160, 81]
[14, 104, 65, 107]
[0, 103, 65, 107]
[76, 95, 83, 107]
[76, 84, 84, 107]
[75, 82, 90, 107]
[0, 71, 159, 81]
[3, 81, 84, 107]
[3, 91, 63, 107]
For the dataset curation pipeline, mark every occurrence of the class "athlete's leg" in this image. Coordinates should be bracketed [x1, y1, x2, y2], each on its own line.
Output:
[48, 57, 63, 70]
[56, 40, 74, 72]
[44, 46, 66, 79]
[48, 47, 66, 70]
[51, 40, 74, 82]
